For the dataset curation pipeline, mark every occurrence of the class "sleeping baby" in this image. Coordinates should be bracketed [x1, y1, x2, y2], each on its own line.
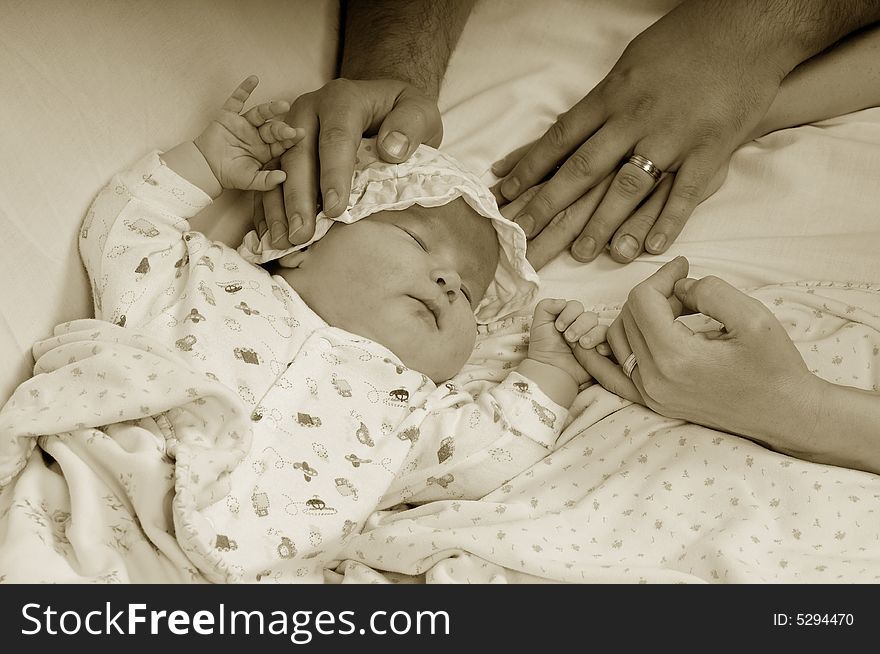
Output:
[78, 77, 604, 581]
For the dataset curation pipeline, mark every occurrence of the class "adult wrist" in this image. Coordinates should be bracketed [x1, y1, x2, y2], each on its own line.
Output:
[762, 372, 829, 462]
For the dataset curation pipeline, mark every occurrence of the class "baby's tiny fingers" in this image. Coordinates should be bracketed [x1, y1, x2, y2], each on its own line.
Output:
[595, 341, 612, 357]
[222, 75, 259, 114]
[260, 121, 299, 143]
[576, 324, 608, 349]
[269, 137, 304, 159]
[564, 312, 600, 342]
[533, 297, 567, 322]
[554, 300, 585, 332]
[249, 169, 287, 192]
[244, 100, 292, 127]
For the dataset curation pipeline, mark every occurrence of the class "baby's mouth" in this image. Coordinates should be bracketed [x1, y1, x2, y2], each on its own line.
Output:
[410, 295, 440, 327]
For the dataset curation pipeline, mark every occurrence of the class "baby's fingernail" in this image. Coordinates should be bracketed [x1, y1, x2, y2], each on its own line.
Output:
[647, 234, 667, 252]
[515, 213, 534, 236]
[554, 320, 564, 330]
[270, 223, 286, 244]
[491, 160, 505, 175]
[616, 234, 638, 260]
[501, 176, 520, 199]
[382, 131, 409, 158]
[572, 236, 596, 261]
[323, 189, 339, 211]
[564, 329, 575, 341]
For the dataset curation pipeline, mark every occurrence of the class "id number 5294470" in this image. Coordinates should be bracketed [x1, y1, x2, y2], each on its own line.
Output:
[773, 613, 854, 626]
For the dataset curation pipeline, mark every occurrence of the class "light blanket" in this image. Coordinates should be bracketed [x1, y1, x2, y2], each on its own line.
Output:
[1, 281, 879, 583]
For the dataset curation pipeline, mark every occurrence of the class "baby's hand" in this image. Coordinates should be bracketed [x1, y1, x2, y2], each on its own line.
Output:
[194, 75, 303, 192]
[528, 299, 604, 386]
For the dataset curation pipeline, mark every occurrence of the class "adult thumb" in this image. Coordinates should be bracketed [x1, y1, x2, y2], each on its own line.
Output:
[375, 90, 443, 163]
[673, 276, 772, 331]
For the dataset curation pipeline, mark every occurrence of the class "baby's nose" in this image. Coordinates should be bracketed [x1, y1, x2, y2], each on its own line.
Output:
[431, 268, 461, 301]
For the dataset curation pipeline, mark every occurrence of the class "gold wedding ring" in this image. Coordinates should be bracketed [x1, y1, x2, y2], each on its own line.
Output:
[621, 352, 639, 379]
[627, 154, 662, 181]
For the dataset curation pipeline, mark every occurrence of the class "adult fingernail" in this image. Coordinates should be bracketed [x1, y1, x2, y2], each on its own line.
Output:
[288, 214, 303, 240]
[647, 234, 667, 252]
[270, 223, 286, 245]
[501, 176, 520, 199]
[515, 213, 534, 236]
[572, 237, 597, 261]
[616, 234, 638, 260]
[323, 189, 339, 212]
[382, 131, 409, 158]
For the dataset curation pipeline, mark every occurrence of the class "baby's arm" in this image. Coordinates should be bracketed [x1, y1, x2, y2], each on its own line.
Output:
[79, 76, 301, 326]
[519, 299, 606, 407]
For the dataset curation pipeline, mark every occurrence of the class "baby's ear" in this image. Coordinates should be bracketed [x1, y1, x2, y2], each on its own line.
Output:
[275, 248, 308, 269]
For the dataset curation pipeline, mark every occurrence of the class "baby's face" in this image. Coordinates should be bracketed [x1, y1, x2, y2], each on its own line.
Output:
[283, 198, 500, 382]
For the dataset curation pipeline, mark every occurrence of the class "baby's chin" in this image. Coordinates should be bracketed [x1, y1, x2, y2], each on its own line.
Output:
[399, 351, 469, 384]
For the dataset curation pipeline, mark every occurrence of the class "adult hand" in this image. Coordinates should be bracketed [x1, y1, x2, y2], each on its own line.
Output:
[494, 146, 728, 270]
[258, 78, 442, 248]
[574, 257, 822, 458]
[492, 0, 785, 266]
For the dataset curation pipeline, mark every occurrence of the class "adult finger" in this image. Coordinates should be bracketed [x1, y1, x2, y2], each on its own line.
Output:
[277, 99, 321, 245]
[604, 309, 632, 365]
[490, 141, 536, 195]
[624, 257, 690, 352]
[374, 88, 443, 163]
[513, 125, 627, 239]
[499, 184, 542, 221]
[619, 310, 656, 400]
[525, 173, 615, 270]
[573, 346, 642, 404]
[608, 174, 673, 263]
[314, 87, 367, 218]
[253, 190, 267, 237]
[497, 93, 605, 202]
[569, 145, 668, 262]
[260, 183, 287, 242]
[672, 275, 775, 333]
[644, 154, 717, 254]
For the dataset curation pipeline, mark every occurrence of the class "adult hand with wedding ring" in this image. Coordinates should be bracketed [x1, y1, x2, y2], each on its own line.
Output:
[572, 257, 825, 459]
[490, 0, 787, 268]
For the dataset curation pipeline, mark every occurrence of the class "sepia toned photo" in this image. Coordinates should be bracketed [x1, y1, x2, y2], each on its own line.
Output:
[1, 0, 879, 610]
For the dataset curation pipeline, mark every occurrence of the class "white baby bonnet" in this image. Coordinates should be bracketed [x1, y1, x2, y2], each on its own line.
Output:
[238, 138, 539, 324]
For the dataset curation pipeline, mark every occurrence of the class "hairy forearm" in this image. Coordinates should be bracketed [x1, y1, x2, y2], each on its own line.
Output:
[673, 0, 880, 79]
[749, 23, 880, 139]
[339, 0, 475, 98]
[754, 0, 880, 72]
[774, 376, 880, 476]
